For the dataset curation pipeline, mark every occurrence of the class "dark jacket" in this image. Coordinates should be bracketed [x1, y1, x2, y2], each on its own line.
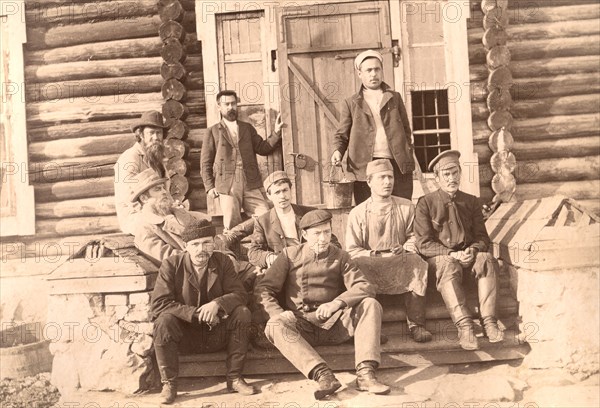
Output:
[151, 251, 247, 322]
[332, 82, 415, 181]
[255, 243, 375, 328]
[414, 189, 491, 258]
[247, 204, 341, 269]
[201, 120, 280, 193]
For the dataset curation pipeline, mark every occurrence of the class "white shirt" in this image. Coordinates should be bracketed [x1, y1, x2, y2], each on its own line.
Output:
[363, 88, 392, 159]
[276, 208, 299, 241]
[222, 118, 239, 143]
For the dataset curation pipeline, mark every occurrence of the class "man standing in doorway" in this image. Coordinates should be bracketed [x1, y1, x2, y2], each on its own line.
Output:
[331, 50, 415, 204]
[201, 90, 283, 230]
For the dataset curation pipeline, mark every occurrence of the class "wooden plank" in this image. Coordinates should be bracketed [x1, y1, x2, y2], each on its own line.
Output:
[510, 55, 600, 79]
[29, 134, 132, 161]
[474, 136, 600, 162]
[511, 94, 600, 119]
[47, 257, 150, 280]
[29, 154, 118, 184]
[36, 215, 119, 238]
[29, 119, 133, 142]
[36, 196, 115, 219]
[34, 176, 114, 203]
[47, 273, 157, 295]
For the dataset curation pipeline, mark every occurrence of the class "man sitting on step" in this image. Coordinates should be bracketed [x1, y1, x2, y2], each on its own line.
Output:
[414, 150, 504, 351]
[256, 209, 390, 399]
[151, 219, 257, 404]
[345, 159, 432, 343]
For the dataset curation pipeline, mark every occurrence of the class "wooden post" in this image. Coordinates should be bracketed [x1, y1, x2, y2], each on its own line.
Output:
[482, 1, 516, 203]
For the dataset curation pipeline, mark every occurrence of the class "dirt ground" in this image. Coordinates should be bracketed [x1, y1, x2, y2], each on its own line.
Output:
[7, 361, 597, 408]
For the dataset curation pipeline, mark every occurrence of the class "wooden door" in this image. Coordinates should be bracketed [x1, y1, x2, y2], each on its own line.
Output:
[277, 1, 394, 206]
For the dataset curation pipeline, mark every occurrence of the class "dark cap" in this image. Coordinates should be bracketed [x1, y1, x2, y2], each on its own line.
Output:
[428, 150, 461, 172]
[181, 219, 216, 242]
[131, 110, 166, 133]
[263, 170, 291, 192]
[299, 209, 332, 230]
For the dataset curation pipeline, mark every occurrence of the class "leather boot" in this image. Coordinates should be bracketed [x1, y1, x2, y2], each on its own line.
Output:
[355, 361, 390, 395]
[477, 272, 498, 325]
[456, 318, 479, 350]
[405, 292, 432, 343]
[310, 363, 342, 400]
[482, 316, 504, 343]
[154, 343, 179, 404]
[227, 378, 257, 395]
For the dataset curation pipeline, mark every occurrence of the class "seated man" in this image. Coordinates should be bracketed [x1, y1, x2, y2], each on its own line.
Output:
[247, 170, 340, 271]
[130, 169, 209, 266]
[256, 210, 390, 399]
[414, 150, 503, 350]
[151, 219, 257, 405]
[346, 159, 431, 343]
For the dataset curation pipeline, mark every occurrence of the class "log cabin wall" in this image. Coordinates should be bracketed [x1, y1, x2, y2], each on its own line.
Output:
[2, 0, 205, 272]
[468, 0, 600, 214]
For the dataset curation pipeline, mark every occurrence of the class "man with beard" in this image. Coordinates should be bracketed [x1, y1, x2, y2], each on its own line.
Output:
[114, 110, 168, 234]
[256, 209, 390, 399]
[201, 90, 283, 231]
[130, 169, 209, 266]
[331, 50, 415, 204]
[414, 150, 503, 351]
[151, 219, 257, 404]
[345, 159, 431, 343]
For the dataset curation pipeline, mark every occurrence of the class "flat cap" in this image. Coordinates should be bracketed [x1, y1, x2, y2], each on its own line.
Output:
[355, 49, 383, 70]
[131, 110, 166, 133]
[181, 219, 216, 242]
[263, 170, 291, 193]
[366, 159, 393, 177]
[428, 150, 461, 172]
[299, 209, 332, 230]
[129, 169, 168, 203]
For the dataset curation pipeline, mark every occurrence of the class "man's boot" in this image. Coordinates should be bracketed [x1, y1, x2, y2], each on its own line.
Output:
[405, 292, 432, 343]
[355, 361, 390, 395]
[227, 378, 257, 395]
[154, 343, 179, 404]
[477, 269, 502, 343]
[456, 317, 480, 350]
[310, 363, 342, 400]
[481, 316, 503, 343]
[438, 279, 477, 350]
[215, 218, 255, 251]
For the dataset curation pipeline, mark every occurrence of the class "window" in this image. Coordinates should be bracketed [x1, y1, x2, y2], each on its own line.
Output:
[411, 89, 451, 172]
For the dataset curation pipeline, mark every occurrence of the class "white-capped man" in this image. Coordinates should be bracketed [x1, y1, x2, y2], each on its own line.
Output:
[414, 150, 503, 350]
[346, 159, 431, 343]
[256, 209, 390, 399]
[114, 110, 168, 234]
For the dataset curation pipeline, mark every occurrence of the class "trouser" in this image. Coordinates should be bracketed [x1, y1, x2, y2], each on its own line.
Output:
[264, 298, 382, 377]
[427, 252, 499, 325]
[220, 166, 269, 229]
[353, 158, 414, 204]
[153, 305, 252, 381]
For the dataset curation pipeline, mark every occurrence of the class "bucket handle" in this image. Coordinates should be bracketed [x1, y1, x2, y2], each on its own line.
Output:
[328, 164, 346, 184]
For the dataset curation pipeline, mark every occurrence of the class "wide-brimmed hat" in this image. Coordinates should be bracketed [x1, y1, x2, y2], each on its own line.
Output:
[130, 110, 167, 133]
[129, 169, 169, 202]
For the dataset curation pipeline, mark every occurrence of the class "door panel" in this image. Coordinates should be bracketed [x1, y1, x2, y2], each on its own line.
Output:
[277, 1, 394, 205]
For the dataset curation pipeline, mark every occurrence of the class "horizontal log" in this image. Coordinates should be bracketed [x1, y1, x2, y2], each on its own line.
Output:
[475, 136, 600, 163]
[29, 134, 133, 161]
[471, 101, 489, 122]
[29, 153, 119, 183]
[187, 128, 206, 148]
[479, 155, 600, 185]
[473, 72, 600, 102]
[36, 216, 119, 238]
[511, 94, 600, 119]
[25, 33, 199, 65]
[27, 92, 163, 125]
[507, 18, 600, 43]
[26, 16, 161, 50]
[480, 180, 600, 205]
[25, 1, 157, 26]
[35, 177, 114, 203]
[36, 196, 116, 219]
[0, 233, 104, 261]
[26, 75, 163, 102]
[29, 119, 133, 141]
[25, 57, 163, 83]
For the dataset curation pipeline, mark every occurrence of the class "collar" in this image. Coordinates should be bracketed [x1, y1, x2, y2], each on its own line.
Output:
[437, 189, 459, 204]
[356, 81, 392, 98]
[301, 241, 331, 261]
[132, 141, 145, 157]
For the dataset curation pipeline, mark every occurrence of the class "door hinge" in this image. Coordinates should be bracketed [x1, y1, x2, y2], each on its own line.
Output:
[271, 50, 277, 72]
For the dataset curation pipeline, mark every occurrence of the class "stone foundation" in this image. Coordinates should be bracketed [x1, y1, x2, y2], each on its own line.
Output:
[47, 291, 158, 395]
[515, 265, 599, 378]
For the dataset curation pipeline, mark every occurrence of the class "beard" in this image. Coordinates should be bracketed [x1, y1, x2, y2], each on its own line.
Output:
[144, 142, 165, 177]
[223, 110, 238, 121]
[149, 195, 174, 217]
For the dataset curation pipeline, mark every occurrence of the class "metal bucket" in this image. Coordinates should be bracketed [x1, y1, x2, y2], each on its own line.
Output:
[322, 166, 354, 209]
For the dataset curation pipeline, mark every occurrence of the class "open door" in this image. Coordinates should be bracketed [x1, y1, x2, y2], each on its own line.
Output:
[277, 1, 394, 206]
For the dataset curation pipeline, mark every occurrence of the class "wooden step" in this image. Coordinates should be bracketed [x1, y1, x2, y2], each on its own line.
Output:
[179, 321, 528, 377]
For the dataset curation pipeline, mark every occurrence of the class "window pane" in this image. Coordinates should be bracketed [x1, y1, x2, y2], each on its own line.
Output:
[411, 93, 422, 116]
[424, 91, 436, 115]
[439, 115, 450, 129]
[438, 91, 449, 114]
[440, 133, 451, 146]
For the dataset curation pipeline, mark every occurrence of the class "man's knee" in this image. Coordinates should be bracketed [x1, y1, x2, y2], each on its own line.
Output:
[263, 312, 294, 342]
[432, 255, 462, 288]
[153, 313, 183, 345]
[230, 305, 252, 323]
[358, 297, 383, 316]
[474, 252, 499, 278]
